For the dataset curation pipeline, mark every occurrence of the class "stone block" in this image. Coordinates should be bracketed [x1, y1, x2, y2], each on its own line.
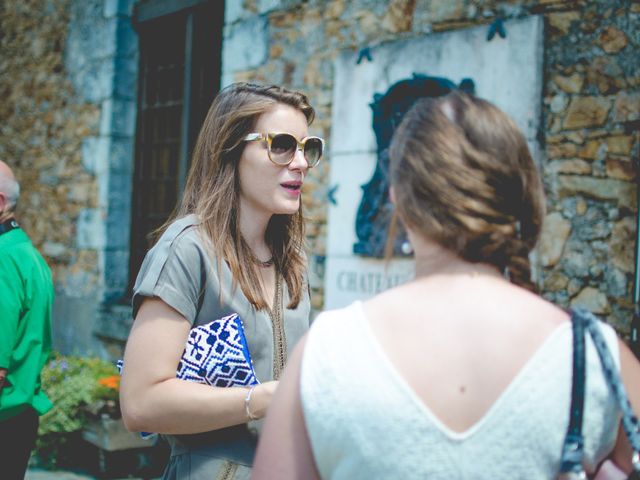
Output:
[571, 286, 610, 314]
[605, 266, 628, 297]
[597, 26, 628, 54]
[547, 142, 578, 159]
[538, 212, 571, 267]
[563, 96, 611, 130]
[576, 199, 587, 216]
[567, 278, 582, 296]
[77, 208, 106, 249]
[550, 93, 568, 113]
[613, 91, 640, 122]
[548, 159, 591, 175]
[586, 56, 625, 94]
[543, 271, 569, 291]
[382, 0, 417, 33]
[100, 98, 136, 137]
[223, 16, 268, 73]
[605, 136, 633, 156]
[114, 55, 138, 100]
[76, 59, 116, 103]
[609, 216, 635, 273]
[355, 10, 381, 36]
[577, 140, 604, 160]
[606, 157, 635, 181]
[82, 136, 111, 174]
[104, 0, 134, 18]
[68, 181, 96, 204]
[548, 11, 580, 35]
[224, 0, 245, 24]
[556, 175, 635, 210]
[553, 73, 584, 94]
[66, 7, 118, 81]
[108, 137, 135, 175]
[43, 241, 70, 261]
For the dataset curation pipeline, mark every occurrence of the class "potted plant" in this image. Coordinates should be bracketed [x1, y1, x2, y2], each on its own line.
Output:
[35, 353, 153, 469]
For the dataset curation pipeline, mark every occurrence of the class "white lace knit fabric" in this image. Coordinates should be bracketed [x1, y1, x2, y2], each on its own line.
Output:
[300, 301, 620, 480]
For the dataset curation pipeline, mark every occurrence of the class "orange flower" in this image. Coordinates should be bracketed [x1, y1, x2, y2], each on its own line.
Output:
[98, 375, 120, 390]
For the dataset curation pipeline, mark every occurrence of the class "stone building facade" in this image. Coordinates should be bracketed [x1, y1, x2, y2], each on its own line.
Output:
[1, 0, 638, 356]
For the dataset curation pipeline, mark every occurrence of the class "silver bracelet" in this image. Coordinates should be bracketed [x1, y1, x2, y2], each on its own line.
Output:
[245, 385, 259, 421]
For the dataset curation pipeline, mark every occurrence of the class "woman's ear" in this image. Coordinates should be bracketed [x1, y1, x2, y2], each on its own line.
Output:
[389, 186, 396, 206]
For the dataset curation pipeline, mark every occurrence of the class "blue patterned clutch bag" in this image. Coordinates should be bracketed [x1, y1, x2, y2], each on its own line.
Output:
[118, 313, 259, 387]
[177, 313, 259, 387]
[117, 313, 259, 438]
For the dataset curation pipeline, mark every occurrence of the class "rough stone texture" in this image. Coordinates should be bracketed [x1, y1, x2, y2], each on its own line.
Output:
[382, 0, 416, 33]
[554, 73, 584, 94]
[613, 91, 640, 122]
[571, 286, 611, 315]
[556, 176, 635, 210]
[597, 26, 628, 54]
[538, 212, 571, 267]
[610, 217, 636, 274]
[0, 0, 100, 288]
[563, 96, 612, 130]
[1, 0, 138, 355]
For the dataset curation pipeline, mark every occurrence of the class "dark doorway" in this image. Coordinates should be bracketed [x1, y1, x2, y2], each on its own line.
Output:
[128, 0, 223, 292]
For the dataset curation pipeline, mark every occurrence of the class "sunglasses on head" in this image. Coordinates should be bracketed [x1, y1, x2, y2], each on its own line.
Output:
[243, 132, 324, 168]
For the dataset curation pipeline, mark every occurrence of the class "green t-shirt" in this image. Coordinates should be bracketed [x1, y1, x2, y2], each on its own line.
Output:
[0, 226, 54, 421]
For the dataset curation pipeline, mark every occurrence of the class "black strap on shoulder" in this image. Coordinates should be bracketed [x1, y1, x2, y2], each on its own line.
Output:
[559, 309, 587, 474]
[0, 218, 19, 236]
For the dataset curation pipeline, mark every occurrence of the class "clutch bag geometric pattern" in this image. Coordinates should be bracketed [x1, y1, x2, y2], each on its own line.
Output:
[117, 313, 259, 388]
[177, 313, 260, 387]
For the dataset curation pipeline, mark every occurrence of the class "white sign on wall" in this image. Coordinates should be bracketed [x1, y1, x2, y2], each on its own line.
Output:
[324, 16, 543, 309]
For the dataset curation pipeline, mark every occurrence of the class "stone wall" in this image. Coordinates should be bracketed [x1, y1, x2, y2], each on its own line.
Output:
[0, 0, 138, 355]
[2, 0, 637, 354]
[0, 0, 101, 352]
[540, 1, 638, 334]
[223, 0, 639, 335]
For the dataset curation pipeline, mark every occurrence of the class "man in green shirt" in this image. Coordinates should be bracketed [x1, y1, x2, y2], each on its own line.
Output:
[0, 160, 54, 479]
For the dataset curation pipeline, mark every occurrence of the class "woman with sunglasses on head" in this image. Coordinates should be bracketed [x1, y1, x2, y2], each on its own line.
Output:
[119, 83, 324, 480]
[253, 91, 640, 479]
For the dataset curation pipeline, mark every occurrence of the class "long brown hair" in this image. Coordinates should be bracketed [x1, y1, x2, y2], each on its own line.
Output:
[161, 82, 315, 309]
[388, 91, 545, 291]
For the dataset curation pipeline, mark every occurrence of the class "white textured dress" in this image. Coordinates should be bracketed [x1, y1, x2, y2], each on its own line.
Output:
[300, 301, 620, 480]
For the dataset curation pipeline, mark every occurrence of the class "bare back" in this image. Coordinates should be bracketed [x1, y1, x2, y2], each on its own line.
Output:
[363, 273, 569, 434]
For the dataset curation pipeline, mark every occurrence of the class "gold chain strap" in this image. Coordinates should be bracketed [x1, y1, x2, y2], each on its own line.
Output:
[216, 461, 238, 480]
[269, 273, 287, 379]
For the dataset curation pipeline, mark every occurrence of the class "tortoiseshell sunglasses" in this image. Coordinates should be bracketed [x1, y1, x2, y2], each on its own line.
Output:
[243, 132, 324, 168]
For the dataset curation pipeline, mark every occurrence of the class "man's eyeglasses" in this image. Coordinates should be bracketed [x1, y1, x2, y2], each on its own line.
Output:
[243, 132, 324, 168]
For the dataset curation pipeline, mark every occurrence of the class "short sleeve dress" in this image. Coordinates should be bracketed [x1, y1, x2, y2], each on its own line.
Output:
[132, 215, 311, 480]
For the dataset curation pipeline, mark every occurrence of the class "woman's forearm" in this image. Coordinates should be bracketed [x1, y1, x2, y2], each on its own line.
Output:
[121, 379, 276, 434]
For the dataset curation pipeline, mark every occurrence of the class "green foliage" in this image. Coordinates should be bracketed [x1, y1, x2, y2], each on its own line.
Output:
[36, 353, 120, 468]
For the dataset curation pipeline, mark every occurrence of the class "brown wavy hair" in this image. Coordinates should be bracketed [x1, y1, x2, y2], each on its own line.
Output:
[161, 82, 315, 309]
[388, 91, 545, 291]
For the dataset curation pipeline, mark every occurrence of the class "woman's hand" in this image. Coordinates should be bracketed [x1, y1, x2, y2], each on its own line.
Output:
[248, 381, 279, 419]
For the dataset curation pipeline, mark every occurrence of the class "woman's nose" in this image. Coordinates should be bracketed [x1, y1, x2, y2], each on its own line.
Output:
[289, 147, 308, 170]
